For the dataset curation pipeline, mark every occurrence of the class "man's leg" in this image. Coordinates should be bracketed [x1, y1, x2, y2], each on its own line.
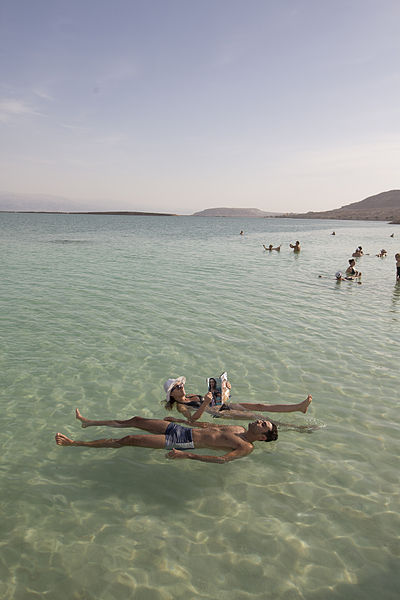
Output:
[76, 409, 170, 433]
[55, 432, 167, 449]
[235, 395, 312, 414]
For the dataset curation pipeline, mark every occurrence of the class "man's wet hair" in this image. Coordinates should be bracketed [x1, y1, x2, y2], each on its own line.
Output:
[263, 423, 278, 442]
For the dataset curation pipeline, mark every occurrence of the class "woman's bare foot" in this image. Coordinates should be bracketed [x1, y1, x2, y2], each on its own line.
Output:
[55, 433, 74, 446]
[299, 395, 312, 413]
[76, 408, 89, 428]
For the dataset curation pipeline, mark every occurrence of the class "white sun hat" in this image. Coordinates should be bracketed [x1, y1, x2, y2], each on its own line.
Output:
[164, 376, 186, 403]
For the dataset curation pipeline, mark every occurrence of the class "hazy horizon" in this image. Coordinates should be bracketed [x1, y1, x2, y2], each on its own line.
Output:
[1, 1, 400, 213]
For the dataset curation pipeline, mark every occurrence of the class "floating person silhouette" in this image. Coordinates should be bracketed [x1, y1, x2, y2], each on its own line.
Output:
[263, 244, 281, 251]
[56, 408, 279, 464]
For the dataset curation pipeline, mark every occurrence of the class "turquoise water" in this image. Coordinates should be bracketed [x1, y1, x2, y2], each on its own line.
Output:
[1, 213, 399, 600]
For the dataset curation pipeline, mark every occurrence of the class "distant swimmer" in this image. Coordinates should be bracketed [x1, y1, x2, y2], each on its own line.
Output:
[290, 241, 301, 252]
[331, 231, 336, 235]
[395, 253, 400, 281]
[390, 233, 394, 238]
[346, 259, 361, 278]
[240, 230, 244, 235]
[352, 246, 364, 257]
[263, 244, 281, 251]
[376, 249, 387, 257]
[335, 271, 362, 284]
[56, 412, 279, 464]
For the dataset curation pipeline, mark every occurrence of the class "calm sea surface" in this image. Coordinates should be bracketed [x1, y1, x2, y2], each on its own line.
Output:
[1, 213, 399, 600]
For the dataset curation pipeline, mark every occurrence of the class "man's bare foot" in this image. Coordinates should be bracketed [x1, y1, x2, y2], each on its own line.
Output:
[55, 433, 74, 446]
[299, 395, 312, 413]
[76, 408, 89, 428]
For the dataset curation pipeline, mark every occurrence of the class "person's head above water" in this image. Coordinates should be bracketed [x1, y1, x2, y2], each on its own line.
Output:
[164, 376, 186, 409]
[248, 420, 278, 442]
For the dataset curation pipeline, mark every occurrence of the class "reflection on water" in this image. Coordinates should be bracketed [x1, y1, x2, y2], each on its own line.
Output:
[391, 281, 400, 313]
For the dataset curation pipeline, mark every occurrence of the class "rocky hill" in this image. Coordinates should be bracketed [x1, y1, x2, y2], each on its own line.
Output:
[286, 190, 400, 223]
[192, 207, 282, 217]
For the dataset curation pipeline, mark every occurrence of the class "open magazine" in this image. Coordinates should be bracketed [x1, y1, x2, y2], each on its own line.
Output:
[206, 371, 230, 407]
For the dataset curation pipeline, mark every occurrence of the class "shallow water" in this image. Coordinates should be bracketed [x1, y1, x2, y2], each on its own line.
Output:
[1, 213, 399, 599]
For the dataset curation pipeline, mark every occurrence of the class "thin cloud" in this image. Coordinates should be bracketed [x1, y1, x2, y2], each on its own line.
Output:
[33, 88, 54, 101]
[0, 99, 43, 122]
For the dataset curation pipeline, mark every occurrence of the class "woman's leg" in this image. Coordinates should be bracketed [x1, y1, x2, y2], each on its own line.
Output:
[234, 395, 312, 414]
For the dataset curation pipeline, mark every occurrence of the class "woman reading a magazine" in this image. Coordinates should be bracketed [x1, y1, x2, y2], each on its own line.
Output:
[163, 376, 312, 423]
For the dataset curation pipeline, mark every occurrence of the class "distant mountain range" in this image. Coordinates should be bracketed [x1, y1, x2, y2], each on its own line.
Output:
[191, 191, 400, 222]
[192, 207, 282, 217]
[2, 190, 400, 223]
[286, 190, 400, 223]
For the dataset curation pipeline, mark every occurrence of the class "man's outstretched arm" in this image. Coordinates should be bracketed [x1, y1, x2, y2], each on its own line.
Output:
[166, 447, 252, 463]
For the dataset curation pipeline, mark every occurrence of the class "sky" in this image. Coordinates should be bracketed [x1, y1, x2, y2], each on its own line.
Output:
[1, 0, 400, 214]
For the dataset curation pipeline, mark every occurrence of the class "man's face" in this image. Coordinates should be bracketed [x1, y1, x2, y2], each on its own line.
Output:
[249, 419, 273, 438]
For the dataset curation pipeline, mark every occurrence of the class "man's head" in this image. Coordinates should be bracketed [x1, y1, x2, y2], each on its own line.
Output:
[164, 376, 186, 409]
[248, 420, 278, 442]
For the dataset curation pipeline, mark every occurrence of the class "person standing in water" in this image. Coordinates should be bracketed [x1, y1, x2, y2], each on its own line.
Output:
[395, 253, 400, 281]
[290, 241, 301, 252]
[346, 259, 361, 278]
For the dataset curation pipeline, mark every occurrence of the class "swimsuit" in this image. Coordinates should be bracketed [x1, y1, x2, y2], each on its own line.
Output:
[183, 395, 203, 409]
[181, 394, 231, 412]
[165, 423, 195, 450]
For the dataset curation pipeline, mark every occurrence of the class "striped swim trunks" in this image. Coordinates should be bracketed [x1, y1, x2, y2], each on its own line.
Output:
[165, 423, 195, 450]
